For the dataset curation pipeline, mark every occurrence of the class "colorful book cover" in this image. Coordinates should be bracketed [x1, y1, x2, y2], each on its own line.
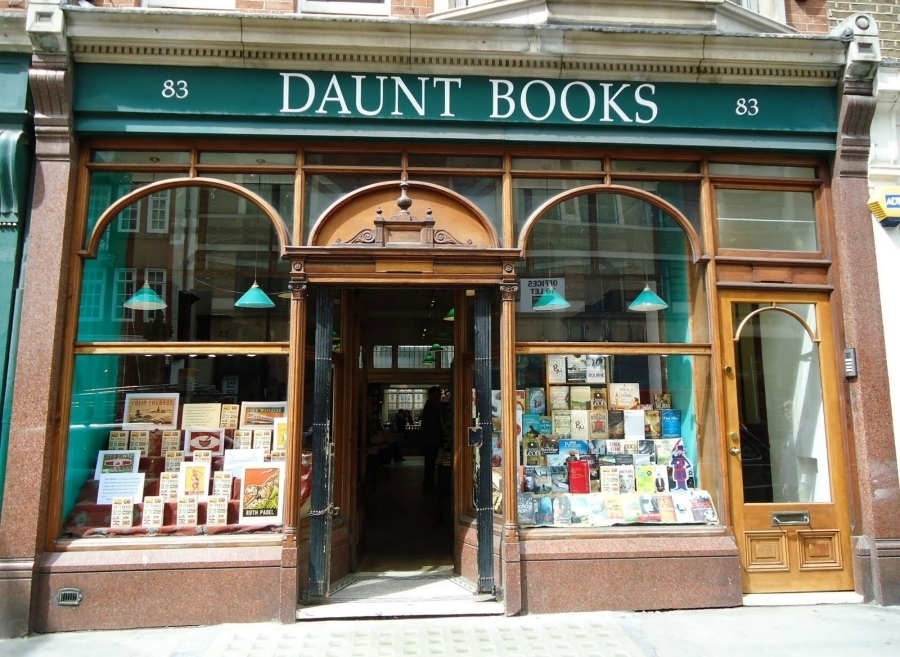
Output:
[609, 383, 641, 410]
[600, 466, 620, 493]
[652, 465, 669, 493]
[589, 440, 607, 458]
[549, 466, 569, 493]
[657, 494, 677, 523]
[532, 467, 553, 494]
[565, 354, 587, 383]
[141, 496, 164, 528]
[638, 494, 661, 522]
[93, 450, 141, 479]
[538, 416, 554, 434]
[523, 431, 542, 466]
[607, 410, 625, 438]
[585, 355, 607, 384]
[176, 496, 198, 526]
[108, 430, 129, 451]
[589, 409, 608, 440]
[515, 389, 526, 413]
[551, 410, 571, 436]
[653, 393, 672, 410]
[517, 492, 536, 525]
[239, 463, 285, 525]
[569, 386, 592, 410]
[553, 495, 573, 524]
[526, 387, 546, 415]
[570, 410, 589, 440]
[184, 427, 225, 456]
[689, 489, 719, 523]
[535, 496, 554, 525]
[606, 439, 625, 454]
[557, 439, 589, 458]
[671, 492, 695, 523]
[522, 413, 542, 437]
[621, 493, 641, 523]
[661, 409, 682, 438]
[546, 355, 567, 383]
[655, 438, 680, 465]
[605, 494, 624, 521]
[569, 494, 591, 525]
[588, 493, 609, 526]
[206, 495, 229, 526]
[252, 429, 273, 454]
[644, 410, 661, 438]
[178, 461, 210, 500]
[617, 465, 636, 493]
[567, 459, 591, 494]
[638, 439, 656, 460]
[622, 439, 639, 455]
[540, 433, 561, 457]
[635, 464, 658, 494]
[591, 387, 608, 409]
[233, 429, 253, 450]
[549, 386, 570, 411]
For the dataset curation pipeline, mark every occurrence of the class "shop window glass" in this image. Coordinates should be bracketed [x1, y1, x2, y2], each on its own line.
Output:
[198, 152, 296, 166]
[610, 160, 700, 174]
[516, 193, 706, 345]
[86, 172, 188, 240]
[513, 178, 598, 242]
[512, 158, 603, 172]
[709, 163, 817, 179]
[515, 353, 718, 527]
[715, 189, 817, 252]
[408, 154, 503, 169]
[62, 353, 293, 538]
[206, 173, 295, 239]
[415, 175, 502, 239]
[305, 152, 401, 167]
[91, 151, 190, 165]
[616, 180, 702, 241]
[397, 345, 437, 369]
[304, 174, 396, 244]
[77, 185, 290, 343]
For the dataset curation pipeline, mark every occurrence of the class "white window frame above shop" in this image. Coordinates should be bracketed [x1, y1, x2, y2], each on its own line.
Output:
[143, 268, 167, 323]
[142, 0, 235, 9]
[112, 268, 137, 322]
[147, 190, 170, 234]
[299, 0, 390, 17]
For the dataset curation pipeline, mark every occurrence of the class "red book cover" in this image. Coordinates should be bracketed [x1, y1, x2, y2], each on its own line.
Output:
[567, 459, 591, 494]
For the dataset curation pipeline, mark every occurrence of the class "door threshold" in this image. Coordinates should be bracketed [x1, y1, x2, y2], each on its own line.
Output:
[742, 591, 864, 607]
[297, 569, 505, 620]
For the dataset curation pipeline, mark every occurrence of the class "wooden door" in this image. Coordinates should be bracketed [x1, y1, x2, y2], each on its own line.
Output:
[719, 291, 853, 593]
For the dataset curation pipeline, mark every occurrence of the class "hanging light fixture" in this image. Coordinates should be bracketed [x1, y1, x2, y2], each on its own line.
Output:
[443, 308, 455, 321]
[628, 256, 667, 312]
[436, 329, 452, 343]
[124, 282, 167, 310]
[421, 352, 436, 364]
[428, 342, 443, 352]
[533, 224, 570, 312]
[235, 222, 274, 309]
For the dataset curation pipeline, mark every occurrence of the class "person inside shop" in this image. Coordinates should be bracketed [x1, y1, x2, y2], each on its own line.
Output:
[389, 408, 407, 463]
[420, 386, 444, 490]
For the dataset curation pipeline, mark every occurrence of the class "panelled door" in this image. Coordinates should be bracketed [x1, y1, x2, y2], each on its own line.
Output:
[719, 291, 853, 593]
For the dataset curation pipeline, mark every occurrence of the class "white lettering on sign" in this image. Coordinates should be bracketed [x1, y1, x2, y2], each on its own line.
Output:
[886, 195, 900, 208]
[519, 277, 567, 313]
[433, 78, 462, 117]
[162, 80, 188, 99]
[281, 73, 315, 113]
[736, 98, 759, 116]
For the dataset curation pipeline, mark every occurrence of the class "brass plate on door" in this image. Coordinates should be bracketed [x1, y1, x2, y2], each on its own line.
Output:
[771, 511, 810, 527]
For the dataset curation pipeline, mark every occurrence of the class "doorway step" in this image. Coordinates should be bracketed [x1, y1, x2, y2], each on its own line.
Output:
[296, 567, 504, 620]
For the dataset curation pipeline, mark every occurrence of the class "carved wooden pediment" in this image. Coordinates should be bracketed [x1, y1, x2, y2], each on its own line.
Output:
[333, 182, 473, 248]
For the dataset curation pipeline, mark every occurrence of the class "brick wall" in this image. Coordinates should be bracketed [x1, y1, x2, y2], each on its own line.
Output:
[828, 1, 900, 60]
[786, 0, 830, 34]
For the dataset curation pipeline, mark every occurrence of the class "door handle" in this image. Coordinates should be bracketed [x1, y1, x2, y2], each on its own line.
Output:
[729, 447, 740, 456]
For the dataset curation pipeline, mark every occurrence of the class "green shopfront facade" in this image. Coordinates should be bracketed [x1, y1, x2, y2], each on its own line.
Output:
[2, 8, 898, 636]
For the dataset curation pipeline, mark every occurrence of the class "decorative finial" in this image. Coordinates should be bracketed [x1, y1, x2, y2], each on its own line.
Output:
[397, 181, 412, 218]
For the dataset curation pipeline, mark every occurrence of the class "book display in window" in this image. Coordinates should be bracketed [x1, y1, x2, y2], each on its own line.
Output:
[515, 353, 711, 528]
[60, 393, 307, 538]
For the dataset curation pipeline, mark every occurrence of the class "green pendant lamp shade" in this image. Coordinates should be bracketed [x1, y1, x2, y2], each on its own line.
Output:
[235, 281, 275, 309]
[628, 286, 668, 312]
[532, 288, 571, 312]
[436, 330, 452, 343]
[443, 308, 455, 321]
[428, 342, 443, 352]
[421, 352, 436, 364]
[124, 282, 167, 311]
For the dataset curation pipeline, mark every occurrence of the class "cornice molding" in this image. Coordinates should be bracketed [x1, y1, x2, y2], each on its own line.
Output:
[62, 8, 846, 86]
[0, 12, 31, 53]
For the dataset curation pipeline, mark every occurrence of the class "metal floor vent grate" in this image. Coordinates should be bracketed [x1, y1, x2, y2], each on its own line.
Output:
[56, 588, 83, 606]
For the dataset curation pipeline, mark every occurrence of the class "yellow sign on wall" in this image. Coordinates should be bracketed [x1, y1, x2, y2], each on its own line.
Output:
[868, 187, 900, 227]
